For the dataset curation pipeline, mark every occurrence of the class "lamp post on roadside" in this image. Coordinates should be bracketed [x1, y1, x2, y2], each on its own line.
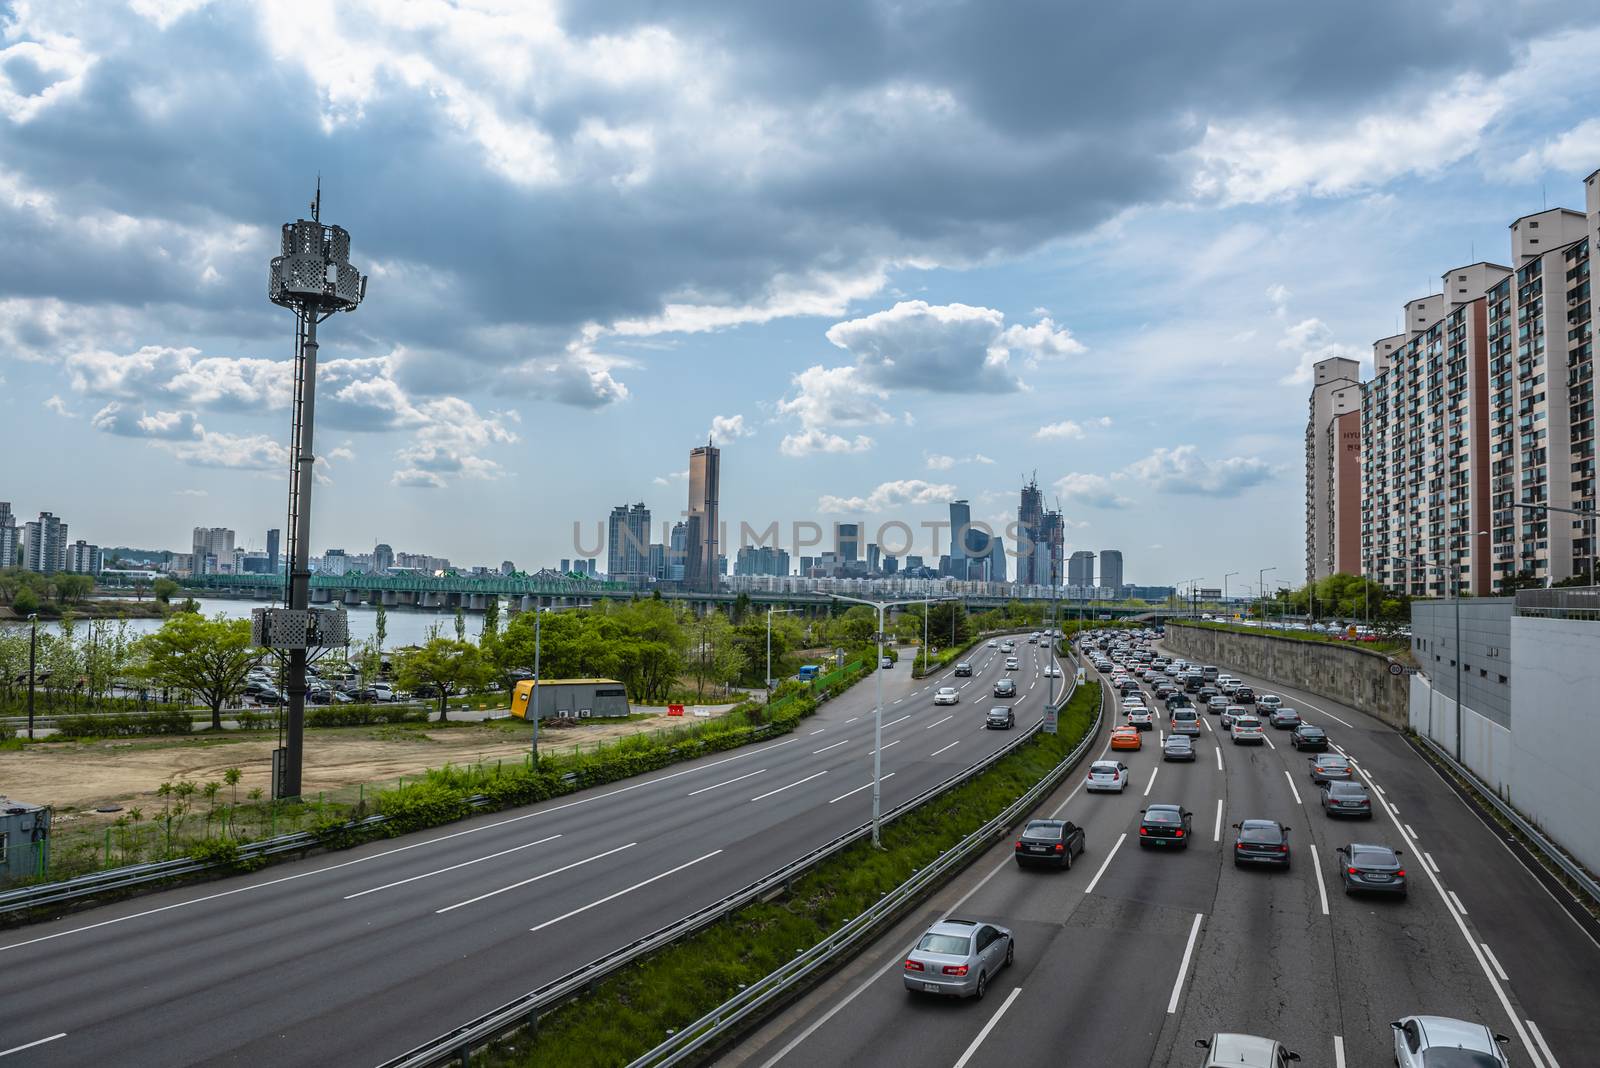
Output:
[834, 593, 946, 847]
[26, 612, 38, 740]
[529, 602, 583, 764]
[1257, 567, 1276, 624]
[1223, 572, 1238, 617]
[766, 605, 801, 695]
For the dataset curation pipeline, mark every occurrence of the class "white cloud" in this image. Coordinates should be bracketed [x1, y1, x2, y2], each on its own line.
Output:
[1036, 420, 1085, 441]
[818, 479, 956, 514]
[43, 394, 73, 416]
[1500, 117, 1600, 182]
[780, 429, 875, 457]
[392, 398, 519, 484]
[925, 453, 956, 471]
[1124, 444, 1277, 496]
[1276, 313, 1367, 385]
[777, 364, 892, 429]
[1053, 472, 1133, 509]
[159, 428, 286, 470]
[392, 468, 446, 489]
[89, 402, 201, 440]
[173, 488, 208, 497]
[708, 413, 753, 442]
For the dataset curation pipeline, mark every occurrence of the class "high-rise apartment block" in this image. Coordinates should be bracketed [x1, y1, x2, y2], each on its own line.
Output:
[23, 512, 68, 574]
[735, 545, 790, 577]
[1068, 550, 1095, 587]
[0, 503, 17, 569]
[1098, 549, 1124, 592]
[66, 539, 102, 575]
[685, 440, 721, 592]
[1310, 167, 1598, 595]
[191, 526, 236, 576]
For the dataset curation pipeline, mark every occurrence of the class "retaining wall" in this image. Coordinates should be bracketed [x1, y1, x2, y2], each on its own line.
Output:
[1162, 623, 1407, 728]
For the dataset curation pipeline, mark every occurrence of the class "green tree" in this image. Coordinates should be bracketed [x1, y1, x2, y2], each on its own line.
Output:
[731, 592, 753, 624]
[152, 578, 179, 604]
[135, 613, 260, 729]
[453, 607, 466, 643]
[12, 586, 40, 616]
[53, 573, 94, 605]
[374, 603, 389, 654]
[481, 597, 500, 643]
[395, 638, 491, 722]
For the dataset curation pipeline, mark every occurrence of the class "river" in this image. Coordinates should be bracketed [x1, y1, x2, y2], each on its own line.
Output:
[1, 597, 496, 648]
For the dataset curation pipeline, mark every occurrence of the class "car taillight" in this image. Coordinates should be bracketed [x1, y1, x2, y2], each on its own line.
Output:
[1173, 829, 1184, 837]
[1347, 867, 1359, 875]
[1055, 843, 1065, 852]
[1139, 827, 1149, 835]
[1014, 840, 1022, 850]
[1395, 869, 1406, 878]
[1278, 844, 1289, 852]
[904, 959, 923, 971]
[1235, 842, 1244, 849]
[942, 965, 969, 976]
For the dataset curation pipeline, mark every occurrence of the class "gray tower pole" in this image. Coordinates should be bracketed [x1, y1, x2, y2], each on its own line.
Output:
[282, 313, 319, 799]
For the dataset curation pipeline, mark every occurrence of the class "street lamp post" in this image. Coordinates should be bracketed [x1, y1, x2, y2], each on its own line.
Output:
[835, 593, 944, 847]
[766, 605, 801, 694]
[1509, 501, 1597, 588]
[529, 602, 583, 764]
[26, 612, 38, 740]
[1258, 567, 1276, 623]
[1223, 572, 1238, 616]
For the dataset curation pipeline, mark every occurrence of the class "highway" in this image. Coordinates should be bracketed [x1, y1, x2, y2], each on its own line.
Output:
[0, 634, 1065, 1066]
[723, 634, 1600, 1068]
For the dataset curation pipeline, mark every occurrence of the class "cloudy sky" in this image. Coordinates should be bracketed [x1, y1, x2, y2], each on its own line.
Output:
[5, 0, 1600, 587]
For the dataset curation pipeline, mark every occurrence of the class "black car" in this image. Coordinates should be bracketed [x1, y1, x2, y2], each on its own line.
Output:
[1014, 818, 1087, 868]
[1232, 819, 1291, 869]
[1184, 676, 1204, 693]
[1321, 781, 1373, 818]
[1196, 686, 1220, 704]
[954, 662, 973, 677]
[986, 706, 1016, 730]
[1232, 686, 1255, 704]
[1337, 843, 1407, 897]
[993, 678, 1017, 698]
[1165, 692, 1193, 711]
[1138, 804, 1193, 849]
[1290, 724, 1328, 751]
[1269, 708, 1303, 730]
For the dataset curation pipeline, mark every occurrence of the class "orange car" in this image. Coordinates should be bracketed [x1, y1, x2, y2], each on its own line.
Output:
[1110, 725, 1142, 751]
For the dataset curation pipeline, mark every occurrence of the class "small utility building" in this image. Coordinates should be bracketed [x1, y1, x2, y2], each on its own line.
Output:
[0, 798, 50, 883]
[510, 679, 630, 721]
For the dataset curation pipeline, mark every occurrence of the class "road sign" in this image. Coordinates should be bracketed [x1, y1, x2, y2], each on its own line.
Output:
[668, 703, 685, 716]
[1043, 704, 1058, 734]
[1387, 663, 1404, 676]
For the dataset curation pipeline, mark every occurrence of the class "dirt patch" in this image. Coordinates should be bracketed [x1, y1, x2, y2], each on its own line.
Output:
[0, 707, 735, 821]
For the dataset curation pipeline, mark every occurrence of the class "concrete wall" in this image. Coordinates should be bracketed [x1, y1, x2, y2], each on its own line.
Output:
[1408, 674, 1513, 792]
[1164, 623, 1408, 727]
[1410, 598, 1513, 727]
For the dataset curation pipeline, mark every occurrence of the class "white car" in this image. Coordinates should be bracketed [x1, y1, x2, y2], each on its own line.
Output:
[1258, 694, 1283, 712]
[987, 640, 998, 648]
[1220, 705, 1250, 728]
[1085, 759, 1130, 792]
[1005, 657, 1021, 670]
[1196, 1034, 1302, 1067]
[1041, 665, 1062, 678]
[933, 687, 960, 705]
[1230, 716, 1265, 744]
[1392, 1016, 1509, 1068]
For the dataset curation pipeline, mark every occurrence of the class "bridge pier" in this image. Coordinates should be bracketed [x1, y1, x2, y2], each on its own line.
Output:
[310, 588, 333, 604]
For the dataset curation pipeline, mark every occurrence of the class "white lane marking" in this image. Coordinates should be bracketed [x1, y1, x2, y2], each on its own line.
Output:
[925, 714, 954, 730]
[528, 849, 723, 932]
[0, 1034, 67, 1059]
[959, 682, 970, 690]
[1159, 729, 1166, 745]
[953, 985, 1025, 1068]
[1372, 782, 1386, 796]
[892, 698, 903, 704]
[1309, 841, 1330, 916]
[845, 716, 859, 723]
[751, 770, 828, 802]
[1333, 1035, 1346, 1068]
[1405, 823, 1417, 840]
[344, 833, 563, 899]
[808, 728, 826, 735]
[1283, 771, 1303, 806]
[756, 847, 1018, 1068]
[931, 739, 961, 757]
[1526, 1020, 1560, 1067]
[0, 737, 796, 954]
[1214, 745, 1223, 771]
[1083, 833, 1126, 895]
[1202, 716, 1213, 733]
[1166, 912, 1204, 1014]
[1263, 735, 1276, 750]
[1353, 762, 1547, 1067]
[1481, 942, 1509, 982]
[1424, 851, 1441, 874]
[1143, 766, 1160, 797]
[812, 739, 850, 755]
[688, 769, 768, 797]
[827, 773, 895, 805]
[1448, 890, 1469, 916]
[1213, 799, 1223, 843]
[882, 714, 911, 729]
[435, 842, 637, 914]
[866, 739, 901, 756]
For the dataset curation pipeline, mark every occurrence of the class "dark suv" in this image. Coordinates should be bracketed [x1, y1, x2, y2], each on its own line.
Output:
[1232, 686, 1255, 704]
[986, 706, 1016, 730]
[993, 678, 1017, 698]
[954, 662, 973, 677]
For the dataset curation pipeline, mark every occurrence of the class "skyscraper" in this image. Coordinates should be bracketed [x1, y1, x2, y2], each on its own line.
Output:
[668, 522, 687, 582]
[1304, 356, 1364, 585]
[1068, 550, 1095, 587]
[0, 503, 17, 569]
[1040, 510, 1065, 586]
[1099, 549, 1124, 592]
[1017, 476, 1044, 584]
[66, 540, 102, 575]
[685, 440, 721, 592]
[866, 542, 880, 574]
[948, 500, 972, 577]
[989, 535, 1006, 583]
[373, 542, 395, 573]
[266, 528, 280, 574]
[607, 502, 651, 582]
[836, 523, 861, 564]
[23, 512, 68, 574]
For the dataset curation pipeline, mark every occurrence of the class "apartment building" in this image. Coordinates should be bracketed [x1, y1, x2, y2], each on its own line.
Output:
[1305, 356, 1363, 584]
[0, 502, 17, 569]
[23, 512, 69, 574]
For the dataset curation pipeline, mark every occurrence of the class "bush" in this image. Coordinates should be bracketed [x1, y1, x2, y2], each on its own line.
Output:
[0, 722, 13, 741]
[189, 836, 242, 868]
[304, 705, 429, 728]
[53, 709, 195, 738]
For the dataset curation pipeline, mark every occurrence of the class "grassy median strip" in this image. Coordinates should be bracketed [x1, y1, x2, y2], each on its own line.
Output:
[482, 680, 1101, 1068]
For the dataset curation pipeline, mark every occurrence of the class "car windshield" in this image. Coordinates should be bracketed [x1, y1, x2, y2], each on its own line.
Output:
[1418, 1049, 1503, 1067]
[916, 933, 972, 955]
[1166, 738, 1190, 748]
[1235, 719, 1260, 728]
[1319, 756, 1350, 767]
[1145, 808, 1180, 823]
[1328, 783, 1366, 797]
[1024, 822, 1062, 838]
[1299, 727, 1324, 736]
[1090, 764, 1118, 774]
[1240, 823, 1282, 843]
[1352, 848, 1397, 866]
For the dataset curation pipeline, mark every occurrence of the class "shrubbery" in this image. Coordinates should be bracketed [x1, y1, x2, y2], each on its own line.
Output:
[52, 709, 195, 738]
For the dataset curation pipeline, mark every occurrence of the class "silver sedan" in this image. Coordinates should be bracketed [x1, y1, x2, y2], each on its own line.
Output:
[902, 919, 1014, 999]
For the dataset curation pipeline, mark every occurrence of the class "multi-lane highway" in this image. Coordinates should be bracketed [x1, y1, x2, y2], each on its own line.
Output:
[724, 633, 1600, 1068]
[0, 634, 1065, 1066]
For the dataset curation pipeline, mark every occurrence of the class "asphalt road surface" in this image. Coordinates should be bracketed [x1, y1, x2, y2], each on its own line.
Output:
[721, 637, 1599, 1068]
[0, 634, 1066, 1067]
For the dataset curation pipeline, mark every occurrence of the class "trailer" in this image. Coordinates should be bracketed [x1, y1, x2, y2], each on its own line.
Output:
[510, 678, 630, 721]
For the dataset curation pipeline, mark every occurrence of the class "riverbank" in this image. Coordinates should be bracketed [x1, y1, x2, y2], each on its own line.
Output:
[0, 599, 172, 621]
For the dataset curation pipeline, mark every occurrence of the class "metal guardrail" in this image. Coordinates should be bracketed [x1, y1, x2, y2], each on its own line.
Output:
[623, 672, 1104, 1068]
[1415, 734, 1600, 907]
[375, 667, 1088, 1068]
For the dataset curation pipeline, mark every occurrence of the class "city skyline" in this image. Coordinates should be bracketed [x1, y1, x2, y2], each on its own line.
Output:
[6, 6, 1600, 588]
